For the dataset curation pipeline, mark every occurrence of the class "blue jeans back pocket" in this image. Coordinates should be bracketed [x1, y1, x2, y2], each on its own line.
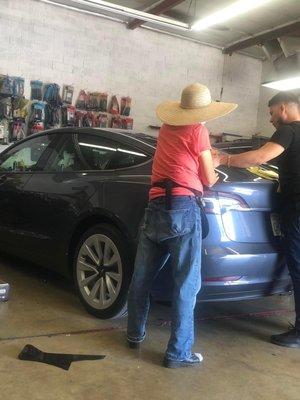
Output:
[142, 208, 194, 242]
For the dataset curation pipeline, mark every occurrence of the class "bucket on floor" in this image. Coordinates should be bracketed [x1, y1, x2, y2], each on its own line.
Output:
[0, 280, 10, 301]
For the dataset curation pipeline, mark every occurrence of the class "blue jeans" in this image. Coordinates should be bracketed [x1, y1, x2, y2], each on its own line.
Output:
[127, 196, 202, 360]
[282, 215, 300, 329]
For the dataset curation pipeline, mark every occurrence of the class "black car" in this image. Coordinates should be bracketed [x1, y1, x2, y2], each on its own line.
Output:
[0, 128, 291, 318]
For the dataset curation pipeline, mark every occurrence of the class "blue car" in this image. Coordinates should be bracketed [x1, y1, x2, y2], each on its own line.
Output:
[0, 128, 292, 318]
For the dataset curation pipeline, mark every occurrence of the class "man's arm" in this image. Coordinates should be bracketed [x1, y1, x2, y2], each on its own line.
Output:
[217, 142, 285, 168]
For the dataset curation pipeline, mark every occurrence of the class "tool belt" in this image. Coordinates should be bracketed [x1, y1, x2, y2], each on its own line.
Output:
[151, 178, 209, 238]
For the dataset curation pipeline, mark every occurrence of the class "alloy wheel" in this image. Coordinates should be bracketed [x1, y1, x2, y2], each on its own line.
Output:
[76, 234, 123, 309]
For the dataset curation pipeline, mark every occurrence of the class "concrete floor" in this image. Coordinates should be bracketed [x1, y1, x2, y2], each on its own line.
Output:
[0, 254, 299, 400]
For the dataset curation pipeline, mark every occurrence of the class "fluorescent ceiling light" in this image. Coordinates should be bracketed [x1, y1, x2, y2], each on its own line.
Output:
[191, 0, 273, 31]
[262, 76, 300, 91]
[39, 0, 189, 31]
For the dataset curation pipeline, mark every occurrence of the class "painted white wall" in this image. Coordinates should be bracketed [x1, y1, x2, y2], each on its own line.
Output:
[1, 0, 262, 137]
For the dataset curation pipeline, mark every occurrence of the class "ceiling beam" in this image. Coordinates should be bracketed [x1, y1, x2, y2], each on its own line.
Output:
[163, 9, 191, 24]
[127, 0, 186, 30]
[223, 20, 300, 54]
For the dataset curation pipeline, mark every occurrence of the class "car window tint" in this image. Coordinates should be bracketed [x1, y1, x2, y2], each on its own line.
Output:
[46, 135, 85, 172]
[77, 134, 117, 170]
[0, 135, 56, 172]
[77, 133, 149, 170]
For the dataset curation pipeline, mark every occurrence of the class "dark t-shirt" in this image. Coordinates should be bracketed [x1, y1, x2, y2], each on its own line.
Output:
[270, 121, 300, 214]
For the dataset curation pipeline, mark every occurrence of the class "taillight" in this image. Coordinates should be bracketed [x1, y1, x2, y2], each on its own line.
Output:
[203, 190, 250, 214]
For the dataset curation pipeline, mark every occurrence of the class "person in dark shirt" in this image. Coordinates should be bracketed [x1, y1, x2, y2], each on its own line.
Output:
[213, 91, 300, 348]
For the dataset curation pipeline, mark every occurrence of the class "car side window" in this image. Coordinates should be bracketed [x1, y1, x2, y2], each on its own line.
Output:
[45, 135, 85, 172]
[77, 133, 150, 170]
[0, 135, 56, 172]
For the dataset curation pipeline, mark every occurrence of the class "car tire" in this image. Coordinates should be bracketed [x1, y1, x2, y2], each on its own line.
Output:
[73, 223, 134, 319]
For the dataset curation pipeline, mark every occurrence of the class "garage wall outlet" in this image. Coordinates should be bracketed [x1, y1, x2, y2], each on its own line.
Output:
[0, 280, 10, 302]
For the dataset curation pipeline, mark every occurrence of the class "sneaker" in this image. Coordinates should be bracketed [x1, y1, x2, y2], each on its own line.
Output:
[271, 327, 300, 348]
[163, 353, 203, 369]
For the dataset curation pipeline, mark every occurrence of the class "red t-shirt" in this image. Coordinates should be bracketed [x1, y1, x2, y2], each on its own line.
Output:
[149, 123, 211, 200]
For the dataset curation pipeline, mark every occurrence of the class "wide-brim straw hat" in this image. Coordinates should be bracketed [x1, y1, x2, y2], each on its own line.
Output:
[156, 83, 238, 126]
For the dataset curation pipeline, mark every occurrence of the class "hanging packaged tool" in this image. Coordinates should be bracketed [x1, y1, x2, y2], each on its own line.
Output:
[0, 75, 13, 96]
[12, 97, 29, 118]
[89, 92, 100, 111]
[0, 119, 10, 144]
[43, 83, 62, 107]
[61, 105, 76, 127]
[121, 96, 132, 116]
[68, 106, 76, 126]
[82, 112, 94, 127]
[75, 110, 85, 127]
[0, 97, 12, 119]
[28, 101, 47, 134]
[85, 94, 91, 110]
[111, 115, 122, 128]
[62, 85, 74, 105]
[98, 113, 108, 128]
[19, 99, 30, 120]
[12, 120, 26, 141]
[31, 121, 45, 134]
[12, 77, 25, 97]
[76, 90, 89, 110]
[109, 95, 120, 115]
[121, 117, 133, 130]
[30, 80, 43, 100]
[32, 101, 46, 122]
[99, 93, 108, 112]
[49, 107, 61, 128]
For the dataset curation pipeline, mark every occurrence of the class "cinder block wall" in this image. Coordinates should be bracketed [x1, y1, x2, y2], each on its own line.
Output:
[256, 61, 278, 137]
[1, 0, 262, 136]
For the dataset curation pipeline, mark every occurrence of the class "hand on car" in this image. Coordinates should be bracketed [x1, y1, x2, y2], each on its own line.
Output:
[206, 172, 219, 187]
[211, 149, 228, 168]
[211, 148, 221, 168]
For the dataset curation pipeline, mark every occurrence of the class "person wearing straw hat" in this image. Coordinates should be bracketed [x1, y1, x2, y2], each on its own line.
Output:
[126, 83, 237, 368]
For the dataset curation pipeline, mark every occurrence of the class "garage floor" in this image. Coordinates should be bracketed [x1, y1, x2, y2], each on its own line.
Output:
[1, 255, 299, 400]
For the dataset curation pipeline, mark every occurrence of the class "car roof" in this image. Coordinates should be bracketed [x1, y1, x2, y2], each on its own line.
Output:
[41, 127, 158, 148]
[214, 137, 269, 151]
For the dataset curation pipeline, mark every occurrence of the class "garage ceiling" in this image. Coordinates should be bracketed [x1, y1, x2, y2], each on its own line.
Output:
[42, 0, 300, 58]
